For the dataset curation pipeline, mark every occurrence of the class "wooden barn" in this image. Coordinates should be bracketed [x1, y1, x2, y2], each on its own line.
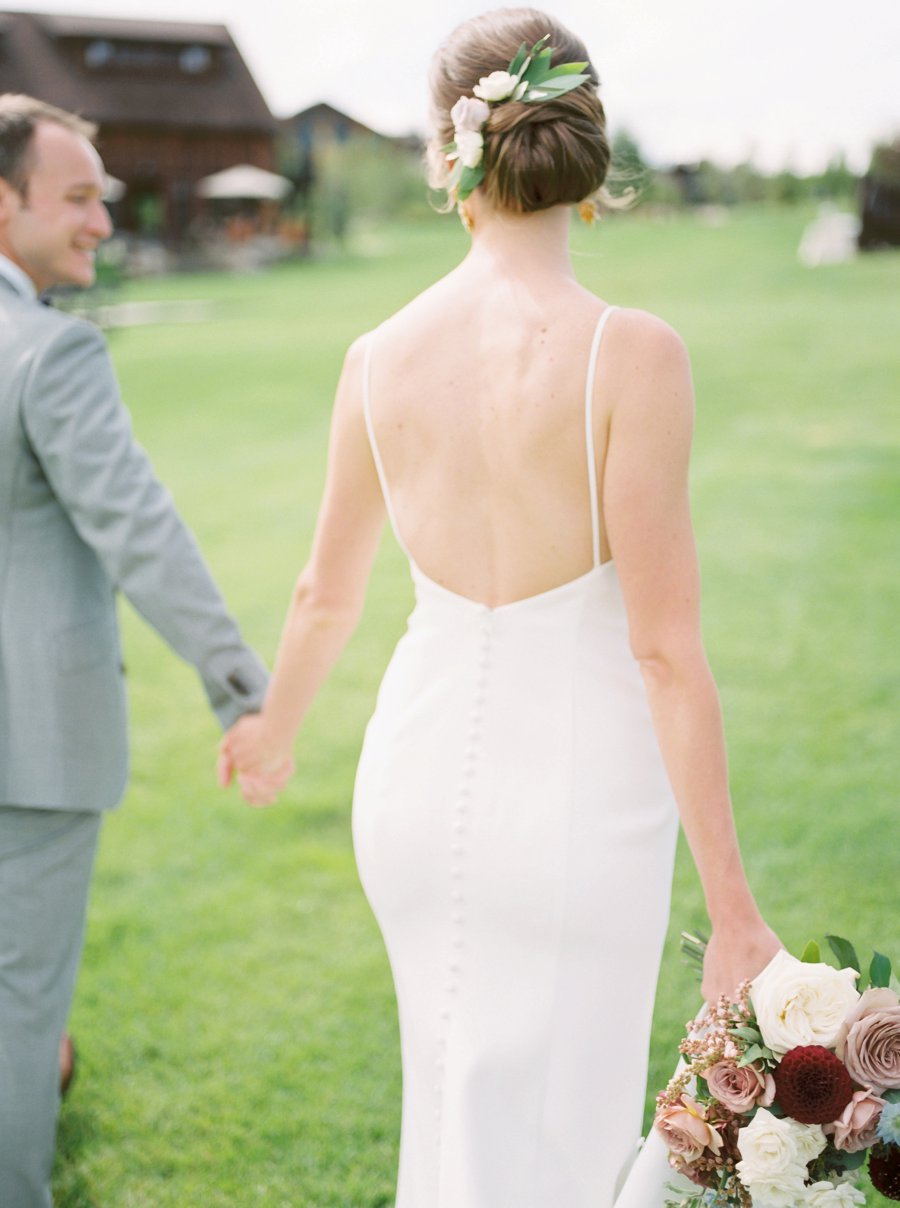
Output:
[0, 9, 278, 243]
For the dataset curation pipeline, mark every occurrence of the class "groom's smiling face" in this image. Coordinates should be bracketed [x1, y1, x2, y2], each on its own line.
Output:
[0, 120, 112, 293]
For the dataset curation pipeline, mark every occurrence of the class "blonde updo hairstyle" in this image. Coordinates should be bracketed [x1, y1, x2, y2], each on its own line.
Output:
[428, 7, 610, 215]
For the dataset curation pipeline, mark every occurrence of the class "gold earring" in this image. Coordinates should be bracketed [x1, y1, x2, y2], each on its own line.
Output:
[458, 203, 474, 235]
[578, 200, 598, 226]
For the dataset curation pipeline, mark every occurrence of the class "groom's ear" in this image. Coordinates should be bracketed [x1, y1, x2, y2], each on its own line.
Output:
[0, 175, 25, 225]
[0, 176, 16, 219]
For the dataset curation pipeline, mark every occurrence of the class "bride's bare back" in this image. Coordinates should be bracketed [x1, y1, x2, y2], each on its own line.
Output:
[366, 255, 614, 607]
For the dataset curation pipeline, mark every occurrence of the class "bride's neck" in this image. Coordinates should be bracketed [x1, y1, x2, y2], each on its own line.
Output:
[462, 201, 575, 281]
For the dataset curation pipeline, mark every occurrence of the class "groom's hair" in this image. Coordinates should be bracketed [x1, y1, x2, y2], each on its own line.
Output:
[0, 95, 97, 195]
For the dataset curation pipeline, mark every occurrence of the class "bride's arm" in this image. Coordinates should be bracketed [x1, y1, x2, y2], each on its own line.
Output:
[601, 310, 780, 1003]
[218, 337, 386, 803]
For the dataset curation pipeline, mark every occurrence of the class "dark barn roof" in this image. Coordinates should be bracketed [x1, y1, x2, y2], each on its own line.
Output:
[0, 9, 277, 131]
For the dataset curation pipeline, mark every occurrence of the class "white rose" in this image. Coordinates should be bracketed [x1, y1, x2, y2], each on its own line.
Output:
[802, 1180, 866, 1207]
[737, 1111, 826, 1206]
[473, 70, 519, 102]
[740, 1164, 811, 1208]
[751, 949, 860, 1055]
[737, 1108, 800, 1173]
[453, 129, 484, 169]
[791, 1120, 828, 1164]
[450, 96, 490, 134]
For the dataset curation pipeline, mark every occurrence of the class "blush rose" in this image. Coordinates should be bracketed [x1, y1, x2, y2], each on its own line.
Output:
[824, 1088, 886, 1152]
[836, 987, 900, 1092]
[654, 1094, 723, 1163]
[706, 1059, 775, 1113]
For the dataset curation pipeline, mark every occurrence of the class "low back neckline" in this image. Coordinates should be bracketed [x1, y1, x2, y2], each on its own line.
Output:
[410, 558, 617, 616]
[362, 305, 618, 612]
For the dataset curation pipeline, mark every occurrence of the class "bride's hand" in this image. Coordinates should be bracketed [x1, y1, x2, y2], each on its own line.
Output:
[701, 918, 782, 1006]
[217, 714, 294, 807]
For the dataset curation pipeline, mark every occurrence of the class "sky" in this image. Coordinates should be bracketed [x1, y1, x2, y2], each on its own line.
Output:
[6, 0, 898, 172]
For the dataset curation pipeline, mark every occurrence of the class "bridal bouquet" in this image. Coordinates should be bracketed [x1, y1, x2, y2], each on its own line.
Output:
[655, 936, 900, 1207]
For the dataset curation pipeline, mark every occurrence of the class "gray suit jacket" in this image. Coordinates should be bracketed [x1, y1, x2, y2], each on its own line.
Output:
[0, 274, 267, 810]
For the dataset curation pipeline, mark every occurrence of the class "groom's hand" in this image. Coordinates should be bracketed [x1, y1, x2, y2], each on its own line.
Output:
[237, 767, 293, 807]
[218, 714, 294, 807]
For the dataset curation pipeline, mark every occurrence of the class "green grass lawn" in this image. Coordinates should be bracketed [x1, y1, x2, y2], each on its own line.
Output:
[56, 207, 899, 1207]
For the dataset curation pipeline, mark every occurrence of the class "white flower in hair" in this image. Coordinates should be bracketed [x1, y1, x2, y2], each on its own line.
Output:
[473, 70, 520, 102]
[453, 129, 484, 169]
[444, 34, 590, 203]
[450, 96, 490, 134]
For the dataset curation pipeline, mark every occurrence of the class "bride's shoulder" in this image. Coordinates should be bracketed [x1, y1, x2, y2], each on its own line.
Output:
[358, 279, 458, 365]
[599, 307, 694, 419]
[388, 272, 460, 328]
[340, 280, 452, 389]
[606, 306, 690, 367]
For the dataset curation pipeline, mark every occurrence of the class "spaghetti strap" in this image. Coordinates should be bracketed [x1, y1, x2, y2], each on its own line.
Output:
[362, 332, 411, 559]
[584, 306, 617, 568]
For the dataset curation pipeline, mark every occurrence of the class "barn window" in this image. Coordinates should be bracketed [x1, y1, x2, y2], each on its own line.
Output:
[179, 44, 211, 74]
[85, 39, 114, 68]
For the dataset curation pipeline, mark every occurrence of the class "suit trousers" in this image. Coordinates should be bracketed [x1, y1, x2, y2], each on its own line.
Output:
[0, 806, 102, 1208]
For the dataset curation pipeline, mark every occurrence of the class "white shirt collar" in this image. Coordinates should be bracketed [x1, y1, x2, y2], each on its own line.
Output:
[0, 253, 39, 302]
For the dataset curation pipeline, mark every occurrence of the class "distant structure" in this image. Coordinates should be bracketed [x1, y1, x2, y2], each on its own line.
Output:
[0, 9, 278, 243]
[667, 163, 705, 206]
[858, 139, 900, 250]
[285, 101, 396, 150]
[797, 207, 860, 267]
[281, 101, 421, 202]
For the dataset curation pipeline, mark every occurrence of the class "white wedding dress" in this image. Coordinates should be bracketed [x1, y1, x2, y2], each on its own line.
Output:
[352, 307, 681, 1207]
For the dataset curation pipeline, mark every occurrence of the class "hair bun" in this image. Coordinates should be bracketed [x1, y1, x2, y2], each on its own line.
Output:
[428, 7, 610, 213]
[484, 88, 609, 211]
[487, 97, 569, 133]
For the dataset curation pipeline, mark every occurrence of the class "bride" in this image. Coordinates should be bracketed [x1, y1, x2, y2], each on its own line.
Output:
[219, 8, 780, 1205]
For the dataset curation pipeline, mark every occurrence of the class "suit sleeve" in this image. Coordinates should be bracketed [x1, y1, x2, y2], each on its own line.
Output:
[20, 317, 268, 728]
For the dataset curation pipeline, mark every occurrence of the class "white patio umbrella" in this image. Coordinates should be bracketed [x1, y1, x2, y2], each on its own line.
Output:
[195, 164, 292, 201]
[103, 175, 126, 202]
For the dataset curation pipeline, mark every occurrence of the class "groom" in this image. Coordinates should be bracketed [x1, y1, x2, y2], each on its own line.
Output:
[0, 94, 280, 1207]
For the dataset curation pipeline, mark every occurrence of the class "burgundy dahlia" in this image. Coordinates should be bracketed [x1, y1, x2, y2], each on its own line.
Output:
[773, 1045, 854, 1124]
[869, 1142, 900, 1200]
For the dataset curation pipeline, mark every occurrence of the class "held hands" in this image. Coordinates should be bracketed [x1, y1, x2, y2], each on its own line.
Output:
[217, 713, 294, 807]
[701, 916, 782, 1006]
